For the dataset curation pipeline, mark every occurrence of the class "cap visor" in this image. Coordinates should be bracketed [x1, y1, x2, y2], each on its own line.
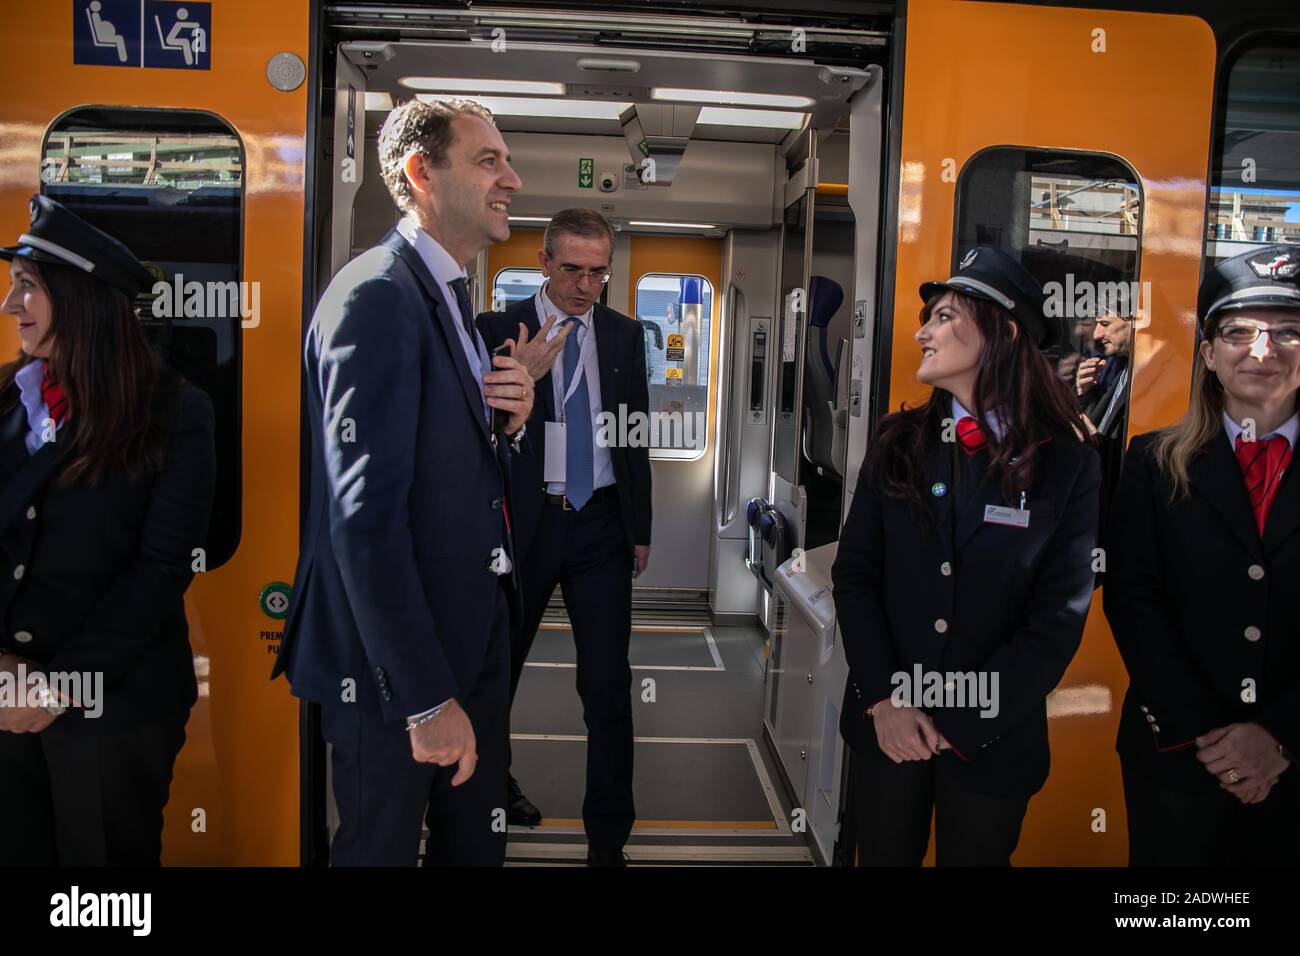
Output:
[919, 279, 1003, 309]
[0, 244, 64, 265]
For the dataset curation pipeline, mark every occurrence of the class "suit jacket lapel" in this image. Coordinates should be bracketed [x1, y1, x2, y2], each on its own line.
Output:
[921, 442, 957, 554]
[953, 451, 999, 553]
[1262, 453, 1300, 554]
[383, 230, 490, 445]
[593, 305, 618, 419]
[1190, 432, 1264, 561]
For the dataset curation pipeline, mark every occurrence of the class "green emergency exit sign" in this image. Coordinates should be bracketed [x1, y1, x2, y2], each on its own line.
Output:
[579, 158, 593, 188]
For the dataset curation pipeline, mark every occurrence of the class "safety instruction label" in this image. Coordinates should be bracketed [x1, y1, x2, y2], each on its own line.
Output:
[665, 367, 683, 385]
[666, 333, 685, 362]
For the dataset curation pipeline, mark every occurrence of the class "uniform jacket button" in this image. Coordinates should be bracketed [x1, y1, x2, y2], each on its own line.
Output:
[12, 565, 23, 580]
[940, 561, 952, 576]
[13, 630, 32, 643]
[1244, 626, 1262, 642]
[491, 497, 502, 510]
[25, 506, 35, 520]
[1139, 705, 1149, 714]
[1248, 564, 1265, 580]
[934, 618, 948, 634]
[1152, 724, 1161, 733]
[1145, 714, 1155, 723]
[382, 689, 392, 701]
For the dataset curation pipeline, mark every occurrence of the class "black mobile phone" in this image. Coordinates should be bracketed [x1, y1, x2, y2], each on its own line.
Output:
[491, 343, 511, 433]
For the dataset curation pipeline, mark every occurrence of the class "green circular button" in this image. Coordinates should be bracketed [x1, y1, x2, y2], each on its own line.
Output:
[259, 582, 293, 620]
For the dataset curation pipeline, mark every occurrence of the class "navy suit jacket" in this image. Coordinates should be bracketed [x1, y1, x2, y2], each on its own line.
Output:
[832, 430, 1101, 799]
[1105, 430, 1300, 791]
[273, 228, 518, 722]
[477, 296, 652, 563]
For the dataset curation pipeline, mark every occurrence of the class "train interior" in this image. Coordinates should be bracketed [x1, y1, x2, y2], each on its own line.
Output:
[317, 32, 882, 865]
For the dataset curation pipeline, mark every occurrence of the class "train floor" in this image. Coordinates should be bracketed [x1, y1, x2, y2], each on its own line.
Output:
[504, 608, 813, 866]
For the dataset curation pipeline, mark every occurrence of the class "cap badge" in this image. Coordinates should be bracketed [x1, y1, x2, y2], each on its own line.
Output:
[931, 482, 947, 497]
[960, 249, 978, 269]
[1248, 253, 1300, 280]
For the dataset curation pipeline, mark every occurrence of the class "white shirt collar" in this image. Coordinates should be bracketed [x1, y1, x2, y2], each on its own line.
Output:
[14, 359, 45, 396]
[1222, 410, 1300, 450]
[538, 282, 594, 341]
[950, 395, 1006, 441]
[396, 216, 466, 287]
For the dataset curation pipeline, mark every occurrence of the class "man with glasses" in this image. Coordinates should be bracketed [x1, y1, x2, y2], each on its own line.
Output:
[477, 208, 652, 866]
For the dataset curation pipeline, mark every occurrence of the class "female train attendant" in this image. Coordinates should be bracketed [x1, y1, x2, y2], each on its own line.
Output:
[0, 196, 216, 866]
[832, 246, 1100, 866]
[1105, 246, 1300, 866]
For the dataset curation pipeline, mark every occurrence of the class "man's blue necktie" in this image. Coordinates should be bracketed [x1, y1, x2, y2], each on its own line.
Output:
[563, 317, 593, 510]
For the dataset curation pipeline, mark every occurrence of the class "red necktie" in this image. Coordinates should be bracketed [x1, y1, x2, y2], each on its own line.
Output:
[956, 416, 986, 456]
[39, 364, 70, 426]
[1234, 433, 1292, 536]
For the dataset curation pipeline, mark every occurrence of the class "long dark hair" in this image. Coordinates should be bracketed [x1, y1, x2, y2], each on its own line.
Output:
[865, 291, 1091, 525]
[0, 259, 168, 486]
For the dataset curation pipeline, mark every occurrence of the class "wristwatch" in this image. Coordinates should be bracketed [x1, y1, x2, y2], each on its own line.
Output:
[36, 683, 67, 717]
[507, 422, 526, 451]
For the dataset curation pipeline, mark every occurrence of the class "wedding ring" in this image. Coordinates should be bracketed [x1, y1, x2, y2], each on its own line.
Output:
[1227, 768, 1240, 783]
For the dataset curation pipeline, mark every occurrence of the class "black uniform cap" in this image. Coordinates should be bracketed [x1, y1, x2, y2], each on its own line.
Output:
[1197, 243, 1300, 334]
[0, 195, 154, 298]
[919, 245, 1053, 348]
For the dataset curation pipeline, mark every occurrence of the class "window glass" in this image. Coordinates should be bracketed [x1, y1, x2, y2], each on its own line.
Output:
[492, 267, 544, 308]
[1207, 41, 1300, 264]
[955, 148, 1144, 528]
[42, 108, 244, 568]
[634, 272, 714, 459]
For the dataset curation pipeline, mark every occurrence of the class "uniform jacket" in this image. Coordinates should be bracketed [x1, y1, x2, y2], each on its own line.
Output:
[1105, 429, 1300, 791]
[0, 373, 215, 734]
[274, 228, 520, 723]
[477, 295, 652, 562]
[832, 429, 1101, 798]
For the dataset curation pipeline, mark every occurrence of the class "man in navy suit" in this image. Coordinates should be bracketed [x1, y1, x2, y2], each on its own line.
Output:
[478, 209, 652, 866]
[273, 98, 536, 866]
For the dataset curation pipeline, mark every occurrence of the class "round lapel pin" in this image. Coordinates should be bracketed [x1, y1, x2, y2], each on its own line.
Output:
[931, 482, 947, 497]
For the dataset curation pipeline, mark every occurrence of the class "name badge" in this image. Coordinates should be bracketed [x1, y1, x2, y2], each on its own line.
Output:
[984, 505, 1030, 528]
[544, 421, 566, 482]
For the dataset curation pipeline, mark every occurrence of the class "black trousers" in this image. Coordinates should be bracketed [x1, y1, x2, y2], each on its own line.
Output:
[853, 752, 1029, 866]
[0, 714, 188, 866]
[510, 490, 635, 852]
[1122, 759, 1300, 866]
[322, 587, 511, 867]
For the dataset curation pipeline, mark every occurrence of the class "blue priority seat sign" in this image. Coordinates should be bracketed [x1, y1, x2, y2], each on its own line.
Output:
[73, 0, 211, 70]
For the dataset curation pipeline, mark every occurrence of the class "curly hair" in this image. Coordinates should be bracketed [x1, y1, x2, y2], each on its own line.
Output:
[377, 98, 495, 212]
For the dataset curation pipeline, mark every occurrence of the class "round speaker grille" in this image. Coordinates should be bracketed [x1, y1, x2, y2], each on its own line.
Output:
[266, 52, 306, 93]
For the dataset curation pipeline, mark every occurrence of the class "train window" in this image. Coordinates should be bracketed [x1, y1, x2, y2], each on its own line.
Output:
[1206, 39, 1300, 264]
[955, 147, 1143, 527]
[635, 272, 714, 460]
[493, 267, 544, 308]
[42, 107, 244, 569]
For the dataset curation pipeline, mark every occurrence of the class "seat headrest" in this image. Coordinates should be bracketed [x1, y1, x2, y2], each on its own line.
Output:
[808, 275, 844, 330]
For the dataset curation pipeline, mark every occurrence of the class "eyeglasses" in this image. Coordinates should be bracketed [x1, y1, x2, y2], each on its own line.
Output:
[1217, 321, 1300, 348]
[557, 264, 611, 284]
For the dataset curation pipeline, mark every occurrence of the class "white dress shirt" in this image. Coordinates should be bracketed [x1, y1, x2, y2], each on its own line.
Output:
[1222, 410, 1300, 451]
[396, 216, 490, 422]
[535, 283, 615, 494]
[15, 359, 64, 455]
